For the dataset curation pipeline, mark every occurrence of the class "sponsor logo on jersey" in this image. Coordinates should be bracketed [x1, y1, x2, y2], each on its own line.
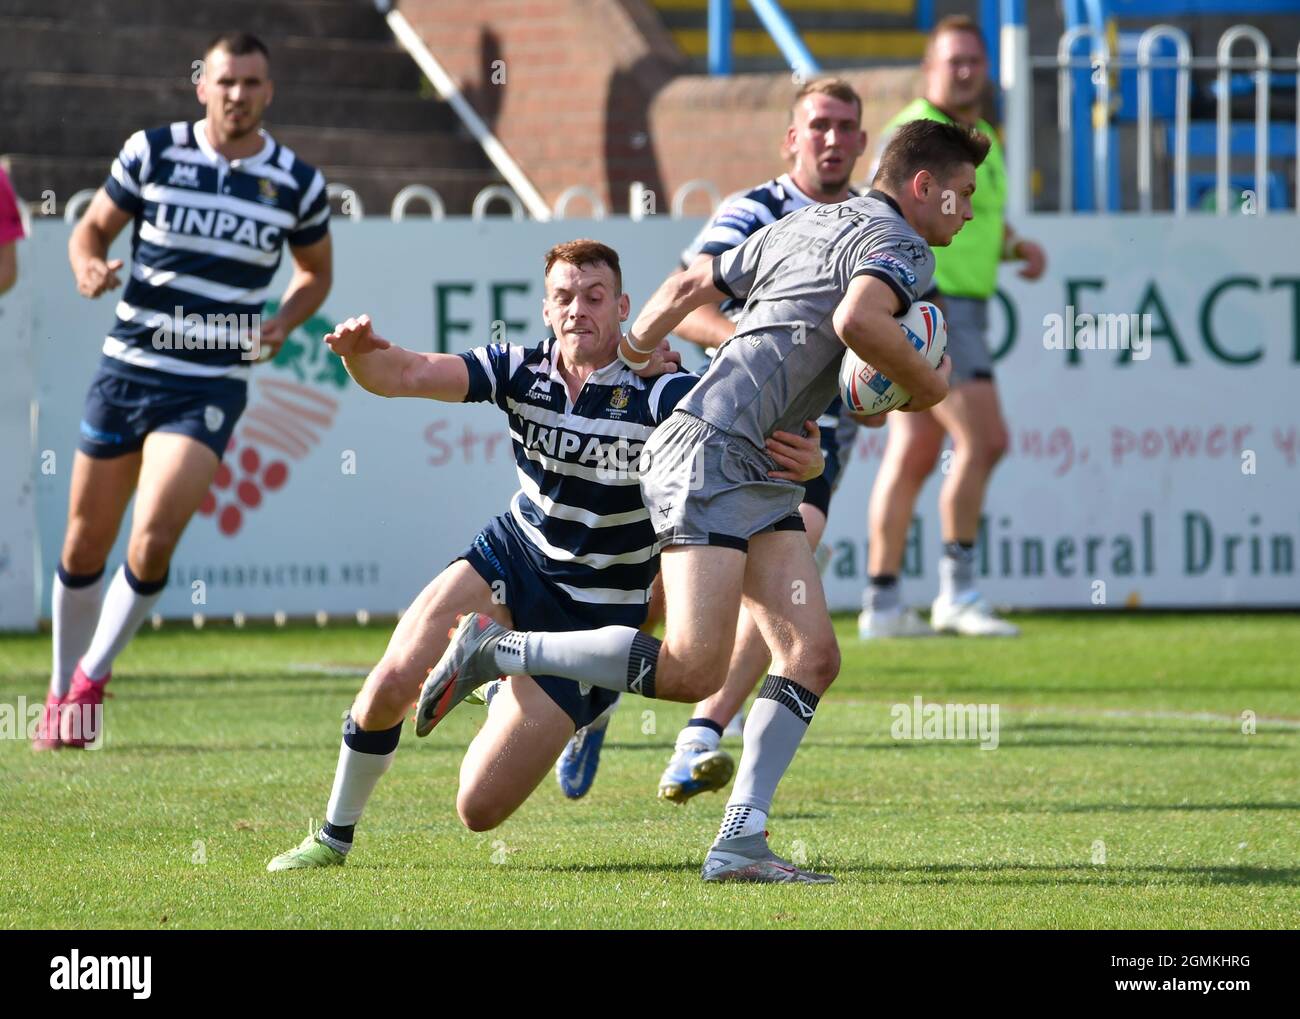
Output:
[168, 163, 201, 188]
[155, 204, 283, 251]
[861, 251, 917, 287]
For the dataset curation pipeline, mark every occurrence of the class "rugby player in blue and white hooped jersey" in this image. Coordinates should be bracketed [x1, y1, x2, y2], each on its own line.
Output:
[266, 239, 826, 869]
[35, 32, 331, 750]
[647, 78, 876, 804]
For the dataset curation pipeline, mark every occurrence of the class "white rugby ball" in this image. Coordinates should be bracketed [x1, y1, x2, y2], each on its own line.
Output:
[838, 301, 947, 415]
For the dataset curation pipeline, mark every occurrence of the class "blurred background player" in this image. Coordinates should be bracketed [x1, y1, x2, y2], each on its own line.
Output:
[0, 163, 24, 296]
[35, 32, 332, 749]
[554, 78, 871, 805]
[859, 15, 1047, 640]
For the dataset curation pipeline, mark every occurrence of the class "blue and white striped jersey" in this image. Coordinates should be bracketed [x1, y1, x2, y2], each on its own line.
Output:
[101, 119, 330, 380]
[461, 338, 697, 607]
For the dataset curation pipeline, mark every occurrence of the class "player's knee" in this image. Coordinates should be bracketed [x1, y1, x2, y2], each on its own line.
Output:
[353, 664, 418, 729]
[456, 790, 505, 833]
[60, 544, 109, 578]
[795, 637, 840, 689]
[129, 527, 180, 576]
[898, 439, 942, 482]
[985, 423, 1010, 465]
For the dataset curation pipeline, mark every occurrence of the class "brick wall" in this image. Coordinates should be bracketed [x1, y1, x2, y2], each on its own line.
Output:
[649, 68, 922, 215]
[397, 0, 684, 214]
[396, 1, 921, 216]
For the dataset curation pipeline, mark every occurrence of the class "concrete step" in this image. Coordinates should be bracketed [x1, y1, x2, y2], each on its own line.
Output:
[0, 71, 460, 136]
[0, 19, 420, 90]
[3, 0, 389, 40]
[1, 115, 485, 170]
[2, 154, 503, 218]
[671, 28, 927, 64]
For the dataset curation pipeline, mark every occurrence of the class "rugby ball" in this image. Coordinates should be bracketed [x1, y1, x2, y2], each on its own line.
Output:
[838, 301, 947, 415]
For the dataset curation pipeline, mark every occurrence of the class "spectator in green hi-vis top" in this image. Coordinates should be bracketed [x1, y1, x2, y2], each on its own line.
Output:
[860, 14, 1048, 641]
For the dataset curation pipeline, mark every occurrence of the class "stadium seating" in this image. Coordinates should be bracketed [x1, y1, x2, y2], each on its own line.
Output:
[0, 0, 503, 216]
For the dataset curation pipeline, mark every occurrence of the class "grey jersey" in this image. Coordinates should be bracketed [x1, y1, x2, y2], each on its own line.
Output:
[674, 190, 935, 450]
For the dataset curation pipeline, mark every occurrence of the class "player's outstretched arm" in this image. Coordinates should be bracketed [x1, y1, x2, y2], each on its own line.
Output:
[69, 189, 132, 298]
[833, 275, 948, 413]
[325, 315, 469, 401]
[622, 257, 725, 367]
[672, 254, 738, 350]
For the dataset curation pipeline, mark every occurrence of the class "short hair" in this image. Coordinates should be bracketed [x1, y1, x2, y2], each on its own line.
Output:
[544, 239, 622, 294]
[925, 14, 986, 60]
[205, 32, 271, 63]
[790, 77, 862, 123]
[873, 119, 990, 190]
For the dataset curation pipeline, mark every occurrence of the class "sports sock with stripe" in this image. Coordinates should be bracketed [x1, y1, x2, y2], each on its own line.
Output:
[717, 675, 821, 841]
[79, 564, 168, 681]
[494, 627, 660, 698]
[50, 565, 105, 698]
[321, 714, 402, 853]
[939, 541, 976, 601]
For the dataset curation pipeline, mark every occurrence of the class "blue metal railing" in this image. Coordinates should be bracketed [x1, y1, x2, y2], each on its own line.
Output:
[707, 0, 819, 76]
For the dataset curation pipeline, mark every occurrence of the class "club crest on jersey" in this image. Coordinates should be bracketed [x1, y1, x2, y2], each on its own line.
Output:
[258, 178, 279, 204]
[204, 405, 225, 432]
[609, 386, 630, 410]
[168, 163, 201, 188]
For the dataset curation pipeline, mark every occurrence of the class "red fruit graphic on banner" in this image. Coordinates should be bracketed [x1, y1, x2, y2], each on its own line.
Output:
[201, 311, 344, 537]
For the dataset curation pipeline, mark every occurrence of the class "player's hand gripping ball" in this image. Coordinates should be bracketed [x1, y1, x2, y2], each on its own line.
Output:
[838, 300, 947, 415]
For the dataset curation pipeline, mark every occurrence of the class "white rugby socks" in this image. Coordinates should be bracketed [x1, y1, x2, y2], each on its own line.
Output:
[50, 565, 105, 697]
[79, 564, 168, 681]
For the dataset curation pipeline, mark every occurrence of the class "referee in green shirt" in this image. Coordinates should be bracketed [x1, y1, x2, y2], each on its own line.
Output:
[860, 15, 1046, 639]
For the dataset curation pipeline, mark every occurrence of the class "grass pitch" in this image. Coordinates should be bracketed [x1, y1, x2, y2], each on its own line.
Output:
[1, 613, 1296, 929]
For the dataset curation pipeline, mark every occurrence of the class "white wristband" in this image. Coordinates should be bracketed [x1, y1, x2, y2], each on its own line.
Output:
[618, 347, 651, 370]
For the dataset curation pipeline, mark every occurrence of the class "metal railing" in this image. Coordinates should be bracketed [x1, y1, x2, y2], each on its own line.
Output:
[47, 180, 732, 223]
[708, 0, 820, 76]
[1027, 23, 1300, 214]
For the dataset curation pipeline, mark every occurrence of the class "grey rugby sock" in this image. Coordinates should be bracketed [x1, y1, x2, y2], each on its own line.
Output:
[494, 627, 660, 697]
[726, 675, 820, 815]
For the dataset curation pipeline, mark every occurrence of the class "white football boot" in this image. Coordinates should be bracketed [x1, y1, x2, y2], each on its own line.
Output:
[930, 592, 1020, 637]
[857, 606, 935, 640]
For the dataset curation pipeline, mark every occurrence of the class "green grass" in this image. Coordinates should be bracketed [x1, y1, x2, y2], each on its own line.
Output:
[1, 614, 1297, 929]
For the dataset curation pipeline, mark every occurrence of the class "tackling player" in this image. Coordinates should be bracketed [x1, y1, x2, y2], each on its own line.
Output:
[34, 32, 332, 750]
[417, 120, 987, 882]
[266, 240, 824, 869]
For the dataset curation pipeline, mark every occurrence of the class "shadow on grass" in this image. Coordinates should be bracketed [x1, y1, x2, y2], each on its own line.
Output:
[829, 862, 1299, 887]
[515, 861, 1297, 886]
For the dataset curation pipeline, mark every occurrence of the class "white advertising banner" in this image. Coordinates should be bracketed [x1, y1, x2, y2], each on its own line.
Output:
[0, 265, 37, 630]
[18, 214, 1300, 626]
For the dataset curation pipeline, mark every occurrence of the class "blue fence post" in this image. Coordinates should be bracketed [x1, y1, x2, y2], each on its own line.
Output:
[709, 0, 732, 76]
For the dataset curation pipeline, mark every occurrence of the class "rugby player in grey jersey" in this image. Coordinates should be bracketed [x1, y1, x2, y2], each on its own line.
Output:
[419, 119, 988, 882]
